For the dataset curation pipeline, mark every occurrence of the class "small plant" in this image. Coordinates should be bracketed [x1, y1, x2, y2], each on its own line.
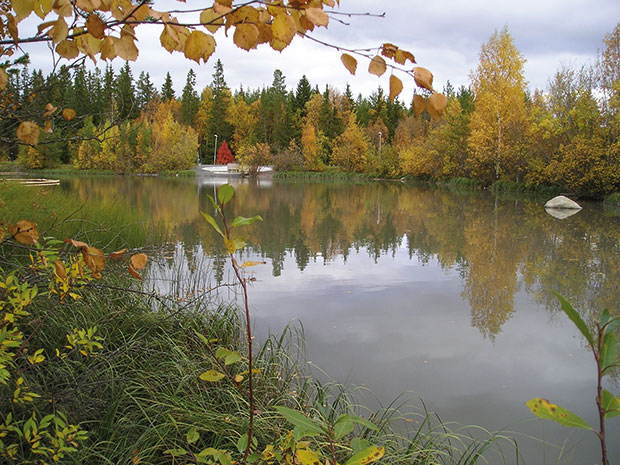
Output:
[526, 293, 620, 465]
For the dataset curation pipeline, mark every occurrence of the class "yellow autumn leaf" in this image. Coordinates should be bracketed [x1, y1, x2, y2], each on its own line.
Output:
[128, 265, 142, 280]
[296, 449, 321, 465]
[395, 49, 415, 65]
[213, 1, 232, 15]
[341, 53, 357, 75]
[199, 8, 224, 34]
[129, 3, 150, 21]
[12, 0, 34, 21]
[115, 36, 138, 61]
[75, 0, 95, 13]
[49, 17, 68, 43]
[108, 248, 127, 260]
[241, 260, 266, 268]
[62, 108, 76, 120]
[0, 69, 7, 90]
[184, 30, 216, 63]
[389, 74, 403, 102]
[53, 0, 72, 17]
[413, 94, 426, 116]
[130, 253, 148, 270]
[233, 23, 259, 51]
[427, 92, 448, 121]
[8, 220, 39, 245]
[56, 39, 79, 59]
[33, 0, 53, 19]
[368, 55, 386, 77]
[413, 67, 434, 91]
[270, 13, 296, 52]
[82, 246, 106, 278]
[86, 14, 105, 39]
[305, 7, 328, 27]
[7, 14, 18, 43]
[16, 121, 40, 145]
[234, 374, 244, 383]
[100, 36, 117, 60]
[54, 260, 67, 280]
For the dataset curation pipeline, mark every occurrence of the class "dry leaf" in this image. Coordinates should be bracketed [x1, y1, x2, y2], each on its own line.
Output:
[413, 67, 434, 91]
[130, 253, 148, 270]
[108, 248, 128, 260]
[184, 30, 216, 63]
[86, 14, 105, 39]
[8, 220, 39, 245]
[389, 75, 403, 102]
[82, 246, 105, 278]
[368, 55, 386, 77]
[413, 94, 426, 116]
[16, 122, 40, 145]
[54, 260, 67, 280]
[62, 108, 77, 121]
[64, 238, 89, 249]
[341, 53, 357, 75]
[233, 23, 259, 51]
[427, 92, 448, 121]
[305, 8, 328, 27]
[128, 265, 142, 280]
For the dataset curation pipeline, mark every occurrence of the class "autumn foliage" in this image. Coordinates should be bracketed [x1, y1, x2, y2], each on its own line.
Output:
[216, 140, 235, 164]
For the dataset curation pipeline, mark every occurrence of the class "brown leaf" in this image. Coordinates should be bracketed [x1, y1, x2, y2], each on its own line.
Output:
[130, 253, 148, 270]
[128, 264, 142, 280]
[341, 53, 357, 75]
[44, 120, 53, 134]
[8, 220, 39, 245]
[53, 0, 72, 17]
[413, 67, 434, 91]
[427, 92, 448, 121]
[389, 75, 403, 102]
[305, 8, 329, 27]
[100, 36, 117, 60]
[62, 108, 77, 121]
[184, 30, 216, 63]
[16, 121, 40, 145]
[108, 248, 128, 260]
[233, 23, 259, 51]
[7, 14, 18, 44]
[82, 246, 105, 278]
[368, 55, 387, 77]
[381, 43, 398, 59]
[86, 14, 105, 39]
[64, 238, 89, 249]
[43, 102, 57, 117]
[54, 260, 67, 280]
[413, 94, 426, 116]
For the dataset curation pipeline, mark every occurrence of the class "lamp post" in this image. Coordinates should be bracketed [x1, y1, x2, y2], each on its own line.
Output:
[213, 134, 218, 165]
[378, 131, 382, 154]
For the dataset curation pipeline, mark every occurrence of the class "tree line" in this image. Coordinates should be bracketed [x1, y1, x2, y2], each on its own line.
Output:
[2, 23, 619, 197]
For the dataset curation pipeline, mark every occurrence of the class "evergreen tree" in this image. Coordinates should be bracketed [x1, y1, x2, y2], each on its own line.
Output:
[294, 75, 313, 116]
[207, 60, 233, 155]
[180, 69, 200, 125]
[71, 64, 90, 117]
[136, 71, 156, 110]
[115, 62, 137, 120]
[161, 72, 175, 101]
[101, 64, 115, 119]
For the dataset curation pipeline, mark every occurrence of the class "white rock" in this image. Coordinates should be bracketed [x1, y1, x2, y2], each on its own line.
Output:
[544, 195, 582, 210]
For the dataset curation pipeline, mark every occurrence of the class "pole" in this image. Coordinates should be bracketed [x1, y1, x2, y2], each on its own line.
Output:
[378, 131, 382, 154]
[213, 134, 218, 165]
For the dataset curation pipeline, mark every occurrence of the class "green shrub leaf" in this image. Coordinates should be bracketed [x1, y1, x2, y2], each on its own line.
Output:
[275, 406, 324, 436]
[199, 370, 225, 382]
[602, 389, 620, 418]
[554, 293, 594, 347]
[217, 184, 234, 205]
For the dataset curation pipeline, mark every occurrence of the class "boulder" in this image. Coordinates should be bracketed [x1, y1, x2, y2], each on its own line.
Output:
[544, 195, 582, 210]
[545, 207, 581, 219]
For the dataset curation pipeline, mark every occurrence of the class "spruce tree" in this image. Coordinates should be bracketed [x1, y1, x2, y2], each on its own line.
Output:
[161, 72, 175, 101]
[181, 69, 200, 125]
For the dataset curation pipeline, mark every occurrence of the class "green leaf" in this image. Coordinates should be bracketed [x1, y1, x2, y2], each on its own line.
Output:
[186, 428, 200, 444]
[275, 406, 324, 436]
[338, 414, 379, 432]
[231, 215, 263, 227]
[206, 194, 219, 211]
[344, 446, 385, 465]
[526, 398, 592, 429]
[236, 433, 248, 453]
[333, 419, 354, 440]
[554, 293, 594, 347]
[199, 370, 225, 382]
[350, 438, 370, 453]
[602, 312, 620, 336]
[201, 212, 224, 238]
[602, 389, 620, 418]
[601, 331, 618, 374]
[197, 447, 219, 458]
[215, 347, 242, 366]
[218, 184, 234, 205]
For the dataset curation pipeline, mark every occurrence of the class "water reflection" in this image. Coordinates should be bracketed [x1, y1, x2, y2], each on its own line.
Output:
[57, 175, 620, 463]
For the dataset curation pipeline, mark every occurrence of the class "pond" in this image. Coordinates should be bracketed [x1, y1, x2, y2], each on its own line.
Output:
[47, 175, 620, 464]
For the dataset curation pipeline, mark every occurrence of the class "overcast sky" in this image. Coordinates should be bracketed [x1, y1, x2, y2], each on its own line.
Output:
[20, 0, 620, 103]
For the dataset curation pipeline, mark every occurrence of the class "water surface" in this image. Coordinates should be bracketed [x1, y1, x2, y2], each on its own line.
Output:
[55, 175, 620, 464]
